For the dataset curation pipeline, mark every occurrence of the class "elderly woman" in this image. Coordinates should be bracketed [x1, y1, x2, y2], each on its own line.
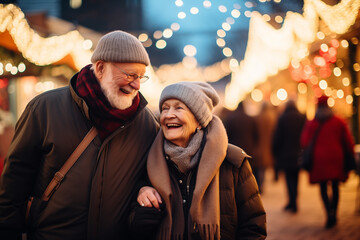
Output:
[130, 82, 266, 240]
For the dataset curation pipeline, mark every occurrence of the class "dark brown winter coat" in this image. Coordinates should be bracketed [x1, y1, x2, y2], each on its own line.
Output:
[0, 73, 159, 240]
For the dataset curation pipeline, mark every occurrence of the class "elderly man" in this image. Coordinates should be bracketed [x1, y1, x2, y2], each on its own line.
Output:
[0, 30, 159, 240]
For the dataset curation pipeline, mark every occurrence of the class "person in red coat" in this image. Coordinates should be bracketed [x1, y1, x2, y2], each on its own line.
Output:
[300, 95, 355, 228]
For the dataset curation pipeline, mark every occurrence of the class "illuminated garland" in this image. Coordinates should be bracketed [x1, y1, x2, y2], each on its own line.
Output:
[0, 4, 92, 70]
[0, 1, 359, 110]
[225, 0, 360, 109]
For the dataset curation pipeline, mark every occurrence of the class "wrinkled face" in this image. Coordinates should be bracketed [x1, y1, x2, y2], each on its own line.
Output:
[160, 99, 201, 147]
[95, 61, 146, 110]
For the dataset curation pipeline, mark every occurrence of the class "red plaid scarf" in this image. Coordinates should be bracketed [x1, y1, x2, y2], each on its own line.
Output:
[76, 64, 140, 140]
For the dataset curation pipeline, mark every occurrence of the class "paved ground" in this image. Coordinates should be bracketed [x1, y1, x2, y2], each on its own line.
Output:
[261, 170, 360, 240]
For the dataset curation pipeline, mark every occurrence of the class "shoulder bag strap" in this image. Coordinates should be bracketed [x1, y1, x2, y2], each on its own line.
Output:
[41, 127, 98, 201]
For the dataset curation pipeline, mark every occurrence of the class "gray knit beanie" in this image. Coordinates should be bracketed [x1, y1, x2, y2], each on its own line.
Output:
[91, 30, 150, 66]
[159, 82, 220, 127]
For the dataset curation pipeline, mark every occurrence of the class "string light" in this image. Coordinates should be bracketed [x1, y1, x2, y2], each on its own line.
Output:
[225, 0, 360, 109]
[0, 4, 92, 70]
[2, 2, 360, 111]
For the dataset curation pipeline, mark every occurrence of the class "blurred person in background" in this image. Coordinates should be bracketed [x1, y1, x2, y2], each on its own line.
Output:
[223, 101, 262, 192]
[130, 82, 267, 240]
[0, 110, 15, 176]
[272, 100, 306, 213]
[0, 30, 159, 240]
[255, 101, 277, 194]
[300, 95, 355, 228]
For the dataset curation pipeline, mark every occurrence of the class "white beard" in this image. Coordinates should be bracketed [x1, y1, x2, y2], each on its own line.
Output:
[100, 77, 138, 110]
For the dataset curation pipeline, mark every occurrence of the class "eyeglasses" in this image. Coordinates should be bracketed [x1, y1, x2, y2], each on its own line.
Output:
[110, 63, 149, 83]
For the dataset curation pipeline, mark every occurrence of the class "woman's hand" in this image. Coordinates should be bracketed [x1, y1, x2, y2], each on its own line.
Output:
[137, 186, 162, 209]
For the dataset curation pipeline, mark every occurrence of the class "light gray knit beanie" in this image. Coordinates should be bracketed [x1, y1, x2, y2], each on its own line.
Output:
[91, 30, 150, 66]
[159, 82, 220, 127]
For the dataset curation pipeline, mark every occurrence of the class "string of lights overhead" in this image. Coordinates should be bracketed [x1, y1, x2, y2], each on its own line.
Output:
[0, 1, 360, 112]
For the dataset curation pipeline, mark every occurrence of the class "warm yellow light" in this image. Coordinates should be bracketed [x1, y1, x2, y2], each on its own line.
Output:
[275, 15, 283, 23]
[355, 87, 360, 96]
[70, 0, 82, 9]
[155, 40, 166, 49]
[244, 11, 252, 18]
[222, 22, 231, 31]
[171, 23, 180, 31]
[138, 33, 148, 42]
[216, 38, 226, 47]
[319, 80, 328, 89]
[317, 31, 325, 40]
[324, 87, 332, 96]
[175, 0, 183, 7]
[203, 0, 211, 8]
[270, 92, 281, 106]
[320, 43, 328, 52]
[178, 12, 186, 19]
[153, 30, 162, 39]
[231, 9, 240, 18]
[183, 45, 197, 57]
[251, 89, 263, 102]
[333, 67, 341, 76]
[10, 66, 17, 75]
[190, 7, 199, 14]
[341, 40, 349, 48]
[262, 14, 271, 22]
[328, 97, 335, 107]
[5, 63, 12, 72]
[82, 39, 92, 50]
[163, 29, 173, 38]
[223, 47, 233, 57]
[218, 5, 227, 13]
[342, 77, 350, 86]
[351, 37, 359, 45]
[229, 58, 239, 68]
[277, 88, 287, 101]
[18, 62, 26, 72]
[337, 89, 344, 98]
[217, 29, 226, 38]
[298, 82, 307, 94]
[353, 63, 360, 71]
[346, 95, 353, 104]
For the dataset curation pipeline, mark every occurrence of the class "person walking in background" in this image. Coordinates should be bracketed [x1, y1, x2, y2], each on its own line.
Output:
[300, 95, 355, 228]
[130, 82, 267, 240]
[223, 101, 262, 192]
[255, 101, 278, 194]
[0, 30, 159, 240]
[272, 100, 306, 213]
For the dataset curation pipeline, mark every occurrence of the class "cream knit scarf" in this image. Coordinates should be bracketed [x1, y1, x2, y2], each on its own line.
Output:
[147, 116, 228, 240]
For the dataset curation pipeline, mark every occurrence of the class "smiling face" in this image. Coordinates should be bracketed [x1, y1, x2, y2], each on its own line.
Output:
[95, 61, 146, 110]
[160, 99, 201, 147]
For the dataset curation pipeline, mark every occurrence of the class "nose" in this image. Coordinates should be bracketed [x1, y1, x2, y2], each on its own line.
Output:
[164, 108, 176, 118]
[129, 78, 140, 90]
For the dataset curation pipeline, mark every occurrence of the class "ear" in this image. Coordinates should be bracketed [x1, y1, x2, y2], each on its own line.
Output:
[94, 61, 105, 81]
